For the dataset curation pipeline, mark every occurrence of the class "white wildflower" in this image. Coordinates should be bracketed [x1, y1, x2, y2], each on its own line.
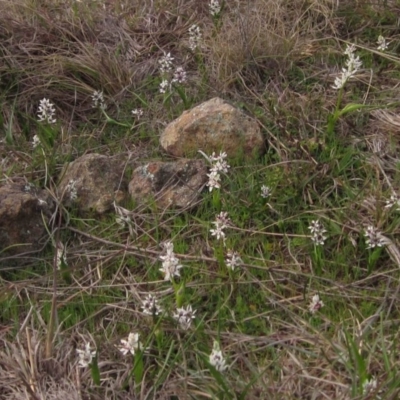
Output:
[207, 170, 222, 191]
[91, 90, 106, 110]
[332, 44, 362, 90]
[65, 179, 78, 201]
[209, 340, 227, 371]
[159, 241, 183, 281]
[377, 35, 389, 51]
[159, 79, 170, 94]
[76, 342, 96, 368]
[132, 108, 144, 119]
[309, 294, 324, 314]
[225, 250, 242, 270]
[119, 332, 143, 356]
[210, 211, 231, 244]
[158, 52, 174, 74]
[204, 151, 230, 192]
[37, 98, 56, 124]
[209, 0, 221, 16]
[172, 67, 187, 84]
[32, 135, 41, 149]
[141, 294, 163, 316]
[308, 220, 327, 246]
[385, 192, 400, 210]
[365, 226, 385, 249]
[261, 185, 271, 198]
[189, 24, 202, 51]
[173, 305, 196, 330]
[209, 151, 230, 173]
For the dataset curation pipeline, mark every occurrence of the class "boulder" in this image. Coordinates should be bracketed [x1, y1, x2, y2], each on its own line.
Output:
[160, 97, 264, 159]
[58, 154, 127, 213]
[128, 159, 207, 209]
[0, 181, 54, 257]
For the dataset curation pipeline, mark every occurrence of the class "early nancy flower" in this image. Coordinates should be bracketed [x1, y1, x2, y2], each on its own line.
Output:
[141, 293, 163, 316]
[209, 0, 221, 16]
[202, 151, 230, 192]
[261, 185, 271, 199]
[76, 342, 96, 368]
[119, 332, 143, 356]
[172, 67, 187, 85]
[158, 52, 174, 74]
[91, 90, 106, 110]
[173, 305, 196, 330]
[385, 192, 400, 210]
[365, 226, 385, 249]
[132, 108, 144, 119]
[159, 241, 183, 281]
[377, 35, 389, 51]
[209, 340, 227, 372]
[32, 134, 41, 149]
[159, 79, 170, 94]
[309, 294, 324, 314]
[332, 44, 362, 90]
[225, 250, 243, 270]
[308, 220, 327, 246]
[210, 211, 231, 244]
[37, 98, 56, 124]
[188, 24, 202, 51]
[65, 179, 78, 201]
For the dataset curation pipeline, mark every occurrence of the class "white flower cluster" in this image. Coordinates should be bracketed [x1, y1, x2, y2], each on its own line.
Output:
[377, 35, 389, 51]
[76, 342, 96, 368]
[385, 192, 400, 211]
[159, 241, 183, 281]
[172, 66, 187, 84]
[260, 185, 271, 199]
[140, 292, 196, 330]
[225, 250, 242, 270]
[32, 134, 41, 149]
[158, 52, 187, 93]
[309, 294, 324, 314]
[308, 220, 327, 246]
[91, 90, 106, 110]
[364, 226, 385, 249]
[206, 151, 230, 191]
[188, 24, 202, 51]
[210, 211, 231, 244]
[37, 98, 56, 124]
[119, 332, 143, 356]
[173, 305, 196, 330]
[158, 52, 174, 74]
[209, 340, 227, 371]
[132, 108, 144, 119]
[141, 294, 163, 316]
[65, 179, 78, 201]
[209, 0, 221, 16]
[332, 44, 362, 90]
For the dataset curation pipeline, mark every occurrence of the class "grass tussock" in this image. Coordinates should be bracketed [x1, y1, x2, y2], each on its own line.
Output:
[2, 0, 400, 399]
